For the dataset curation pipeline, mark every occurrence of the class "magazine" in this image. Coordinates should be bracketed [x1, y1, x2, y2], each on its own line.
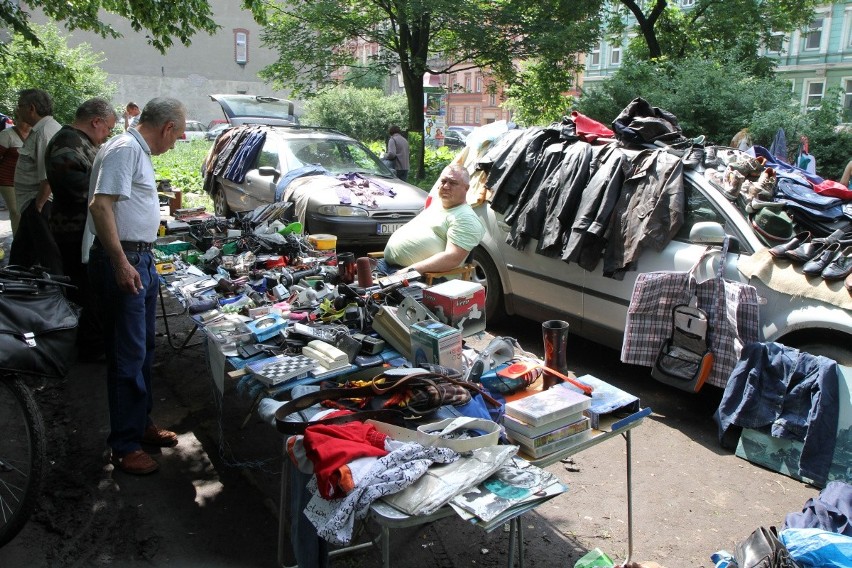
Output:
[449, 456, 566, 524]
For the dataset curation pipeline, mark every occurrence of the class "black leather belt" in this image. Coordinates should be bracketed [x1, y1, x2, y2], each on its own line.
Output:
[93, 238, 154, 253]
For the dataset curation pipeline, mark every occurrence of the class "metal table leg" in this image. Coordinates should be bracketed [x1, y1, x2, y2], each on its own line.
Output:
[158, 283, 202, 351]
[624, 429, 634, 564]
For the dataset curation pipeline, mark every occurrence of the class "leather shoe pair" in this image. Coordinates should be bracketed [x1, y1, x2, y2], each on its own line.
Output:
[803, 243, 841, 276]
[768, 231, 810, 258]
[821, 246, 852, 281]
[142, 424, 179, 447]
[111, 449, 159, 475]
[785, 229, 845, 264]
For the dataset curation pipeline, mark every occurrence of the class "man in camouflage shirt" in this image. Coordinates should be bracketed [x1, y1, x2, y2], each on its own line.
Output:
[46, 98, 117, 360]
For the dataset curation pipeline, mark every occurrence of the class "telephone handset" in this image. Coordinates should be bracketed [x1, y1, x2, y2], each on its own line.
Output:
[303, 340, 348, 370]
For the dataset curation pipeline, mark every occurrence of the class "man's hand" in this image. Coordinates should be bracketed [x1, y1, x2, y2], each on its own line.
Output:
[35, 181, 51, 212]
[114, 256, 144, 294]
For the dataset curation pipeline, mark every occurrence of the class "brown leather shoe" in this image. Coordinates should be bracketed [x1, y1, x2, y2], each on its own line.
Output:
[846, 272, 852, 295]
[112, 449, 159, 475]
[142, 424, 178, 447]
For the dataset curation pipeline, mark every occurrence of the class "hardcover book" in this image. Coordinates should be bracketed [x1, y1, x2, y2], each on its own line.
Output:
[504, 386, 591, 427]
[556, 374, 640, 430]
[503, 416, 590, 449]
[514, 428, 594, 459]
[502, 411, 587, 439]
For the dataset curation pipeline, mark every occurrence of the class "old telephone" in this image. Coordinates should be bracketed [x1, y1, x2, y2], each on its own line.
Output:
[302, 340, 349, 371]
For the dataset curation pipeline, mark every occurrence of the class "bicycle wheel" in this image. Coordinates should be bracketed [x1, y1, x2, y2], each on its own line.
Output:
[0, 374, 47, 547]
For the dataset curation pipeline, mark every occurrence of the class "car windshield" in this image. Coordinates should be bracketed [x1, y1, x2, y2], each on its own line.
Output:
[285, 138, 394, 177]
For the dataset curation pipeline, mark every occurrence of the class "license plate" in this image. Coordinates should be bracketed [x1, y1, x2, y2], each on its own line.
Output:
[377, 223, 404, 235]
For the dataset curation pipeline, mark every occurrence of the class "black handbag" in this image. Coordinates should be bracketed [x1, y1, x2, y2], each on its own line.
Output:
[651, 300, 714, 392]
[0, 266, 80, 378]
[734, 526, 800, 568]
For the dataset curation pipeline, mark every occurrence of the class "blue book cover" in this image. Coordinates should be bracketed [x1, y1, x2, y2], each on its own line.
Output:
[556, 375, 640, 429]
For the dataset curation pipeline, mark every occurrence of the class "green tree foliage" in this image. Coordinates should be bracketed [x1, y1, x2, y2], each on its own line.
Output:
[344, 64, 388, 91]
[609, 0, 818, 68]
[0, 0, 266, 56]
[259, 0, 602, 177]
[576, 55, 794, 145]
[302, 87, 408, 142]
[749, 89, 852, 181]
[0, 23, 115, 124]
[503, 58, 576, 127]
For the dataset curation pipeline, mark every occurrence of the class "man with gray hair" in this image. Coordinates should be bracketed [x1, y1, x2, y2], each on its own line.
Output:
[9, 88, 62, 269]
[87, 97, 186, 475]
[47, 97, 118, 361]
[382, 163, 484, 274]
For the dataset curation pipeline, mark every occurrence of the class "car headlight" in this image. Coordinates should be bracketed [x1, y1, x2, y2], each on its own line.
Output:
[316, 205, 369, 217]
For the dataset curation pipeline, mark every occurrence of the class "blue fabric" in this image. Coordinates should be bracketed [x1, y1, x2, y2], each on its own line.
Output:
[223, 130, 267, 184]
[275, 165, 330, 202]
[752, 145, 824, 185]
[289, 464, 330, 568]
[769, 128, 787, 163]
[784, 481, 852, 536]
[714, 342, 839, 486]
[88, 248, 159, 455]
[776, 176, 842, 210]
[779, 528, 852, 567]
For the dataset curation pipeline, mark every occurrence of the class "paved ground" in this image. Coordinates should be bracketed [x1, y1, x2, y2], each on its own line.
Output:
[0, 211, 822, 567]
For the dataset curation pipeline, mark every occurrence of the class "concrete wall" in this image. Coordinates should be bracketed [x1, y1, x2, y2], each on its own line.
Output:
[27, 0, 299, 126]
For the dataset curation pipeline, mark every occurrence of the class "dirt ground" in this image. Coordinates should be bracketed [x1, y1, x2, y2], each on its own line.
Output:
[0, 213, 822, 568]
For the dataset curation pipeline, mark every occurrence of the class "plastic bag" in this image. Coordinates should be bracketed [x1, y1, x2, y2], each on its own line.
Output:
[780, 528, 852, 567]
[574, 548, 615, 568]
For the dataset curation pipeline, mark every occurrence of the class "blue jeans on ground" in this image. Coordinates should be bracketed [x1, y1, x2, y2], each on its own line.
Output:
[88, 247, 158, 456]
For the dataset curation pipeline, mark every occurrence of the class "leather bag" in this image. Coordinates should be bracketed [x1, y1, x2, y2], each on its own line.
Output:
[0, 266, 80, 378]
[735, 526, 801, 568]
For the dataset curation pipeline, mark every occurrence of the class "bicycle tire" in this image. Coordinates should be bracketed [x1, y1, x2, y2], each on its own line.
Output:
[0, 374, 47, 547]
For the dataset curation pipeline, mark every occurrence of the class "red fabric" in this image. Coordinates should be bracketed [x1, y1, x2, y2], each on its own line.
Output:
[0, 147, 20, 186]
[812, 179, 852, 200]
[571, 110, 614, 143]
[303, 418, 388, 499]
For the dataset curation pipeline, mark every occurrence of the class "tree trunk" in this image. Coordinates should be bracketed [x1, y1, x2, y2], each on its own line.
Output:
[402, 68, 426, 180]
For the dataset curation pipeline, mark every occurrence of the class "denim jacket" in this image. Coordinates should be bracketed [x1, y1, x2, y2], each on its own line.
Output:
[714, 342, 839, 486]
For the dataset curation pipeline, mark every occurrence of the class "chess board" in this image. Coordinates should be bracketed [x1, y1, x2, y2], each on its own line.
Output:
[250, 355, 317, 386]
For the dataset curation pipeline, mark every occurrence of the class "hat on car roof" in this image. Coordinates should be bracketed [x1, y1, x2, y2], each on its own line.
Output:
[751, 208, 795, 243]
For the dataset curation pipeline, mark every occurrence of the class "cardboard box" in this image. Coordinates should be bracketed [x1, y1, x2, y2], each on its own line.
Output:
[410, 321, 463, 371]
[422, 280, 486, 336]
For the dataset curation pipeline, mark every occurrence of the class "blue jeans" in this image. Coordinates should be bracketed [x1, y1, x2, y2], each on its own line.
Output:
[88, 247, 158, 456]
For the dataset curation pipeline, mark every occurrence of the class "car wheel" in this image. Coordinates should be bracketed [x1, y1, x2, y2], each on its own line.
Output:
[213, 184, 231, 218]
[471, 247, 505, 325]
[792, 342, 852, 366]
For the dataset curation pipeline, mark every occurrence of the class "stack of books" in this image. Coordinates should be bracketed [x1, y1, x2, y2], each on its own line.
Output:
[502, 386, 592, 458]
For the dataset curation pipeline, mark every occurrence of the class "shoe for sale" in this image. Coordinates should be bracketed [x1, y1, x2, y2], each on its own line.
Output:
[803, 242, 841, 276]
[753, 167, 777, 198]
[768, 231, 810, 259]
[821, 245, 852, 281]
[111, 449, 159, 475]
[785, 229, 845, 263]
[846, 272, 852, 294]
[722, 167, 745, 200]
[703, 145, 722, 169]
[142, 424, 179, 447]
[682, 144, 705, 171]
[729, 155, 766, 179]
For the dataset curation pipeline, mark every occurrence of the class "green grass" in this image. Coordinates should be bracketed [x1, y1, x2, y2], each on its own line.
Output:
[152, 139, 213, 211]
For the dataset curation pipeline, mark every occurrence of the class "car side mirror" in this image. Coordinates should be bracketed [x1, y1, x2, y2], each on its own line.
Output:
[258, 166, 280, 181]
[689, 221, 741, 253]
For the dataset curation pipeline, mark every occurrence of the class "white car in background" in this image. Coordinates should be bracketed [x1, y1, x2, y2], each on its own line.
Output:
[182, 120, 207, 141]
[469, 150, 852, 367]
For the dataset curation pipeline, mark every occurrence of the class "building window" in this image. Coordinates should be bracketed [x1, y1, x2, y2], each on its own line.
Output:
[767, 28, 785, 52]
[451, 107, 458, 122]
[474, 107, 481, 124]
[464, 107, 472, 123]
[590, 42, 601, 67]
[449, 74, 457, 91]
[610, 45, 621, 66]
[464, 74, 472, 92]
[475, 76, 483, 93]
[489, 93, 497, 106]
[234, 29, 248, 64]
[681, 0, 694, 6]
[805, 17, 823, 50]
[843, 78, 852, 122]
[805, 80, 824, 109]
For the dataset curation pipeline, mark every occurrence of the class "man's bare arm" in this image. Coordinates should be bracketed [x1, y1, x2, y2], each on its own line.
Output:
[89, 193, 143, 294]
[408, 241, 469, 274]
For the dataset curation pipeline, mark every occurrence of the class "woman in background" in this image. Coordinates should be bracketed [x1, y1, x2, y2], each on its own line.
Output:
[0, 109, 32, 232]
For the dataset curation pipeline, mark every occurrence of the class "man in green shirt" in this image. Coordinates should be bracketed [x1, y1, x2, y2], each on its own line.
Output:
[383, 164, 485, 274]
